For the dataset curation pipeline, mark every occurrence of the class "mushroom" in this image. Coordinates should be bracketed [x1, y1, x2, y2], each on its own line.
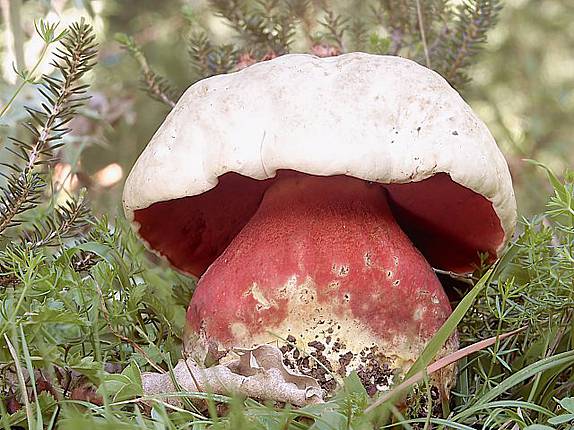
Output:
[123, 53, 516, 401]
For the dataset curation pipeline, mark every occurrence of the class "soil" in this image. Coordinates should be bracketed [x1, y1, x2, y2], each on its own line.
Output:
[280, 334, 396, 395]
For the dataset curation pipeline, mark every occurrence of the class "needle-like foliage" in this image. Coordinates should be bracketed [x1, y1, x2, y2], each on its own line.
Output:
[432, 0, 503, 86]
[118, 0, 502, 103]
[115, 33, 178, 108]
[0, 19, 97, 246]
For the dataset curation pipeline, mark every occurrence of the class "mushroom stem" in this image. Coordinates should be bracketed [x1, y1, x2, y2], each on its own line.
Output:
[186, 174, 456, 394]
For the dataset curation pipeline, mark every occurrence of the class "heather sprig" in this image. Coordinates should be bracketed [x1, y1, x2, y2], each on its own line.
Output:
[0, 19, 97, 242]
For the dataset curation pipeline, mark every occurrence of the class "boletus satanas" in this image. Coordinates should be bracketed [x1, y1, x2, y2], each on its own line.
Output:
[123, 53, 516, 404]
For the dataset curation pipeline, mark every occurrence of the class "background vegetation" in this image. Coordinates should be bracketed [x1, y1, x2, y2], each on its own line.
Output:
[0, 0, 572, 429]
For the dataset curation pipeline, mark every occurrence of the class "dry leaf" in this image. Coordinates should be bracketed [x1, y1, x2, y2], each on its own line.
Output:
[142, 344, 324, 406]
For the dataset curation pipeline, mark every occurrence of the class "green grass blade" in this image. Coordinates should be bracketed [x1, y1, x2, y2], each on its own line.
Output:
[405, 267, 494, 378]
[453, 400, 555, 421]
[475, 350, 574, 405]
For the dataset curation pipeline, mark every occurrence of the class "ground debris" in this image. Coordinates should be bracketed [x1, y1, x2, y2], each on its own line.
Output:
[142, 344, 324, 407]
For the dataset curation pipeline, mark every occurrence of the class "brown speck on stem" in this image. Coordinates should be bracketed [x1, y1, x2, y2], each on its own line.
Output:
[332, 264, 350, 277]
[364, 251, 373, 267]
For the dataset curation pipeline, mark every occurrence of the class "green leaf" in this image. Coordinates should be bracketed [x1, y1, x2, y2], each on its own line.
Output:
[77, 241, 115, 264]
[30, 307, 82, 325]
[342, 371, 368, 397]
[475, 350, 574, 405]
[97, 361, 143, 402]
[524, 426, 555, 430]
[548, 414, 574, 425]
[368, 33, 391, 54]
[526, 160, 569, 203]
[308, 410, 347, 430]
[559, 397, 574, 413]
[453, 400, 554, 421]
[114, 32, 132, 46]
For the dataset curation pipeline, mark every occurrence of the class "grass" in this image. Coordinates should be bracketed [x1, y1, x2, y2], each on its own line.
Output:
[1, 15, 574, 430]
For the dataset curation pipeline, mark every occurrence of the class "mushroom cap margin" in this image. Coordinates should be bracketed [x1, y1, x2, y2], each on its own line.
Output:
[122, 52, 517, 264]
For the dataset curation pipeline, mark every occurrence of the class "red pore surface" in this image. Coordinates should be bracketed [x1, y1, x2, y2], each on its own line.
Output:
[186, 175, 451, 346]
[134, 171, 504, 276]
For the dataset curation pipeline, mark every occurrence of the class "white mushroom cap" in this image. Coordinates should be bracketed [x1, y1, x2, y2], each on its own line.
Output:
[123, 53, 516, 275]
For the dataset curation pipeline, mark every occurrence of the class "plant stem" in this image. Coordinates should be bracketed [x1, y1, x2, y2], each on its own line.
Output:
[415, 0, 431, 68]
[0, 41, 51, 119]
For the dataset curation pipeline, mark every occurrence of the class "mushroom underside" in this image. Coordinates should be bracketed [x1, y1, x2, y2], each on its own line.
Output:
[134, 170, 504, 277]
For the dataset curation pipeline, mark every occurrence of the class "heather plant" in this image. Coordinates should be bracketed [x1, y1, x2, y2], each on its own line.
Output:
[118, 0, 503, 107]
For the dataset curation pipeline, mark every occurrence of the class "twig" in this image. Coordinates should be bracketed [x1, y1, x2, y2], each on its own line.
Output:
[116, 34, 176, 108]
[415, 0, 431, 68]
